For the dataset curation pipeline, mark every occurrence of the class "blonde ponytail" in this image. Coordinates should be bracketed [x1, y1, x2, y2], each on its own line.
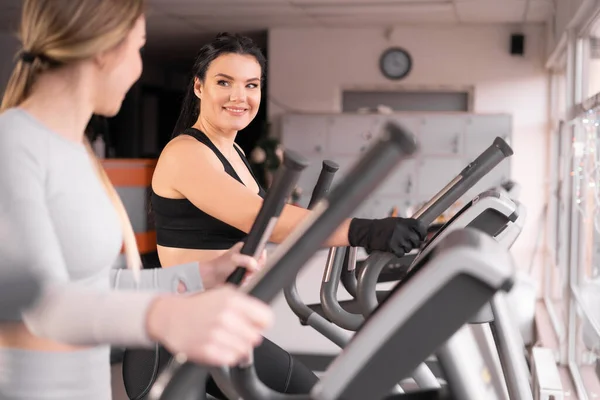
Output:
[2, 0, 144, 112]
[0, 56, 43, 113]
[84, 141, 142, 280]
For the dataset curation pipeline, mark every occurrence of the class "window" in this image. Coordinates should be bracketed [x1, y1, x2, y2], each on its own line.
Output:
[341, 89, 473, 113]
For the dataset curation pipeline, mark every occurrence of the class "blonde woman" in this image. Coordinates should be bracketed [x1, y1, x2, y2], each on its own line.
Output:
[0, 1, 273, 399]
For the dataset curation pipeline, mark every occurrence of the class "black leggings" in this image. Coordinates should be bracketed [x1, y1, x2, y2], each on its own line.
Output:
[122, 337, 318, 399]
[206, 337, 319, 398]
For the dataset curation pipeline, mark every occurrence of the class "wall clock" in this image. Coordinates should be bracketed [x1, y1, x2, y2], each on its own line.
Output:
[379, 47, 412, 80]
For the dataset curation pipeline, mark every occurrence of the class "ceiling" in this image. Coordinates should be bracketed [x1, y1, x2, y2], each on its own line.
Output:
[0, 0, 554, 57]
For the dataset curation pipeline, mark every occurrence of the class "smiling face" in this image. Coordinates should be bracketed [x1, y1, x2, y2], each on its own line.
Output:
[194, 52, 262, 133]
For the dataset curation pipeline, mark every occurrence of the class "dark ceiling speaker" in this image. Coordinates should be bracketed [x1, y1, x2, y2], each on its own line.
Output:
[510, 33, 525, 56]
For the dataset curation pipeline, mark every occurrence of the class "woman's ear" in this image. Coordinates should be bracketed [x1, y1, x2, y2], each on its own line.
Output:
[93, 41, 125, 71]
[193, 77, 202, 100]
[92, 51, 108, 71]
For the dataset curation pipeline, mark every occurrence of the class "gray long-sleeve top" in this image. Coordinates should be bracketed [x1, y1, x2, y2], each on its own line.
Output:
[0, 108, 204, 347]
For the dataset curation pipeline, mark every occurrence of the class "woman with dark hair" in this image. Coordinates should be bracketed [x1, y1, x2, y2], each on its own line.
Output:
[149, 32, 426, 396]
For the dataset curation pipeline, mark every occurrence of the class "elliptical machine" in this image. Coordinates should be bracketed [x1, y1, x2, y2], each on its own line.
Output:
[149, 120, 520, 400]
[285, 137, 517, 394]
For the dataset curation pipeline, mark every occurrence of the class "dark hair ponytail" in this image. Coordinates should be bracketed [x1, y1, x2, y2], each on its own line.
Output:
[171, 32, 267, 138]
[171, 78, 199, 138]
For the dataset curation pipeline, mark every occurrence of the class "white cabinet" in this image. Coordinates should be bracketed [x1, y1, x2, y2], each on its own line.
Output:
[419, 115, 465, 156]
[352, 197, 409, 220]
[352, 198, 377, 219]
[374, 159, 417, 199]
[388, 116, 423, 140]
[357, 196, 415, 219]
[328, 115, 384, 155]
[327, 155, 361, 189]
[416, 157, 465, 199]
[280, 112, 512, 216]
[281, 115, 329, 157]
[294, 158, 328, 203]
[463, 115, 512, 160]
[369, 198, 397, 219]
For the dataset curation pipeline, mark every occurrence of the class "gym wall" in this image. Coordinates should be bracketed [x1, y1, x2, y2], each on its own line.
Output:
[0, 32, 19, 98]
[265, 23, 549, 356]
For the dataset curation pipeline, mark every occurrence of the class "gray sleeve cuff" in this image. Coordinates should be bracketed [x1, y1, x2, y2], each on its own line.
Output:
[22, 283, 159, 348]
[110, 262, 204, 293]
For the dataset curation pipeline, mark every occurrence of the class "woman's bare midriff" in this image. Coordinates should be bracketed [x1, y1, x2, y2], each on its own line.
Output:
[157, 245, 225, 268]
[0, 324, 87, 352]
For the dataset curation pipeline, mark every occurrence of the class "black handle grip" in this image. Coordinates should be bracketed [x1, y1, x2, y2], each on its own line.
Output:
[226, 149, 309, 285]
[413, 136, 513, 226]
[384, 121, 418, 154]
[308, 160, 339, 210]
[282, 159, 340, 323]
[245, 120, 418, 303]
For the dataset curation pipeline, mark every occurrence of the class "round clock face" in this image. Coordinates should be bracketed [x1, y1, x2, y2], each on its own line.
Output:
[380, 48, 412, 80]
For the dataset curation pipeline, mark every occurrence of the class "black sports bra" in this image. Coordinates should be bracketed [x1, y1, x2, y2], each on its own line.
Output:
[151, 128, 266, 250]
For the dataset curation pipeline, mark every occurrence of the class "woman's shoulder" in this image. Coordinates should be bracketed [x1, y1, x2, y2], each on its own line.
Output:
[161, 134, 216, 157]
[0, 108, 84, 153]
[156, 134, 222, 172]
[0, 109, 53, 161]
[0, 108, 41, 144]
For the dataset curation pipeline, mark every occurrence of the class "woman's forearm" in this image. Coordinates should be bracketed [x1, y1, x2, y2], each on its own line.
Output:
[22, 282, 159, 348]
[269, 204, 352, 247]
[110, 263, 204, 294]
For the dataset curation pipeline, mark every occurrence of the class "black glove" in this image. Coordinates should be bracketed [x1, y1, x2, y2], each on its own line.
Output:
[348, 217, 427, 257]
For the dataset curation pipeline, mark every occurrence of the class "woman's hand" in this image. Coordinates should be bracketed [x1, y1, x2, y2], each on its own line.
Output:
[242, 249, 267, 287]
[146, 286, 273, 366]
[198, 242, 266, 289]
[348, 217, 427, 257]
